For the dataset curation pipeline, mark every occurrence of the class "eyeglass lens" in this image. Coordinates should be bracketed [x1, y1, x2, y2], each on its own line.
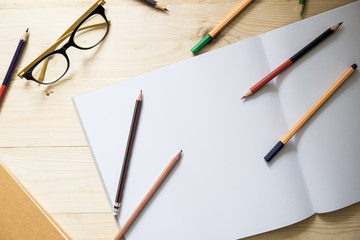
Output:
[31, 13, 108, 84]
[32, 53, 68, 84]
[74, 14, 108, 49]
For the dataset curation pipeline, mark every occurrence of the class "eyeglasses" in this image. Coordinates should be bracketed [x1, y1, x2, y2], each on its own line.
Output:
[17, 0, 110, 85]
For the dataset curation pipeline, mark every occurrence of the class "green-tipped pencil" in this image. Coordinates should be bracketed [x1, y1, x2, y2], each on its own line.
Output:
[299, 0, 306, 16]
[191, 0, 254, 54]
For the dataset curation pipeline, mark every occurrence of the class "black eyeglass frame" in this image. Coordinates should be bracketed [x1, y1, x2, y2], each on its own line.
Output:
[23, 4, 109, 85]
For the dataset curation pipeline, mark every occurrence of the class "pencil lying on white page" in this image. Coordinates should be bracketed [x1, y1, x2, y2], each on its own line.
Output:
[113, 150, 183, 240]
[113, 91, 143, 216]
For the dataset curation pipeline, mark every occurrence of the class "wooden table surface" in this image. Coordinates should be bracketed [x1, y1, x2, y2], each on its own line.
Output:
[1, 0, 359, 239]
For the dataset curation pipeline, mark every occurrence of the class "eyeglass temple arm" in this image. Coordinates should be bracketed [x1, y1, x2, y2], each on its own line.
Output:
[17, 0, 107, 79]
[59, 0, 106, 40]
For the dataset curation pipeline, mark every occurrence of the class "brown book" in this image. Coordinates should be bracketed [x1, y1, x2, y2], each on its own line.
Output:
[0, 160, 72, 240]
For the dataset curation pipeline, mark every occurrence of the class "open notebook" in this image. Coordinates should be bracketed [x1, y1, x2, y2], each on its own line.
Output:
[73, 2, 360, 240]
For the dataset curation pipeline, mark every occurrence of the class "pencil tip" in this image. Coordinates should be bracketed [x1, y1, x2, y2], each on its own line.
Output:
[339, 22, 343, 26]
[242, 90, 252, 99]
[138, 90, 143, 100]
[164, 8, 169, 12]
[26, 28, 29, 32]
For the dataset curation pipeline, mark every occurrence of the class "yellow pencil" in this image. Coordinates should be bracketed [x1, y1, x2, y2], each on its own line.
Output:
[191, 0, 254, 54]
[264, 64, 358, 162]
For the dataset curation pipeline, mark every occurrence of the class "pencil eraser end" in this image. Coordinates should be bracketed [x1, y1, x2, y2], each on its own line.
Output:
[264, 141, 284, 162]
[191, 34, 212, 54]
[351, 64, 358, 70]
[113, 202, 120, 215]
[112, 208, 120, 216]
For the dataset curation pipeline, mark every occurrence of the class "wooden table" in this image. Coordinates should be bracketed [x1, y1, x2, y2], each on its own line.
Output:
[1, 0, 359, 239]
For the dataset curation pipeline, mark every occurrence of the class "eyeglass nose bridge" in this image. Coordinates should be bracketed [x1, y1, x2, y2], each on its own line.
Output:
[61, 42, 73, 52]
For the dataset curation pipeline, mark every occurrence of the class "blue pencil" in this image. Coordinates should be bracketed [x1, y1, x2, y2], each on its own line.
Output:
[0, 28, 29, 107]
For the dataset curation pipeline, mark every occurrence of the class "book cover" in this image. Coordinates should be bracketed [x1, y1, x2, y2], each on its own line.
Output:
[0, 160, 72, 240]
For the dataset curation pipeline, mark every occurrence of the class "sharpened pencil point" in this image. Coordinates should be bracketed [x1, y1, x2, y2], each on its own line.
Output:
[241, 90, 252, 100]
[22, 28, 30, 41]
[138, 90, 143, 101]
[164, 8, 169, 12]
[331, 22, 342, 31]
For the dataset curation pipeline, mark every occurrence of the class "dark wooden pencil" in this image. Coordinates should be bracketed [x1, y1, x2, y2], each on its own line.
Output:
[0, 28, 29, 107]
[113, 91, 143, 216]
[241, 22, 342, 99]
[137, 0, 168, 11]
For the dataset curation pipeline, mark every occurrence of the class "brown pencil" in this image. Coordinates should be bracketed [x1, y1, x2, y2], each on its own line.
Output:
[113, 91, 143, 216]
[113, 150, 183, 240]
[137, 0, 168, 11]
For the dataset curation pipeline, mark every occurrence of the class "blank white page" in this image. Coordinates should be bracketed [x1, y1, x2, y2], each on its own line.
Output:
[74, 35, 313, 240]
[261, 1, 360, 213]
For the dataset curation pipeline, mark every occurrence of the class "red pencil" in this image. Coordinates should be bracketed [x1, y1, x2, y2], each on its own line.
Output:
[241, 22, 342, 99]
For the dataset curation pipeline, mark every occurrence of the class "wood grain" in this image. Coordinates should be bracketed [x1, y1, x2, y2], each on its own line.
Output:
[0, 0, 358, 239]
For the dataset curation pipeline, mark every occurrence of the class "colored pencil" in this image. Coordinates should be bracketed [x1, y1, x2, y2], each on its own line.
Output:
[264, 64, 357, 162]
[299, 0, 306, 16]
[113, 150, 183, 240]
[191, 0, 254, 54]
[137, 0, 168, 11]
[241, 22, 343, 100]
[0, 28, 29, 107]
[113, 91, 143, 216]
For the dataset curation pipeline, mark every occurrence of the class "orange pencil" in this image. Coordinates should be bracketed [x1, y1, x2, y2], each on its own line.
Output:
[264, 64, 357, 162]
[191, 0, 254, 54]
[113, 150, 183, 240]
